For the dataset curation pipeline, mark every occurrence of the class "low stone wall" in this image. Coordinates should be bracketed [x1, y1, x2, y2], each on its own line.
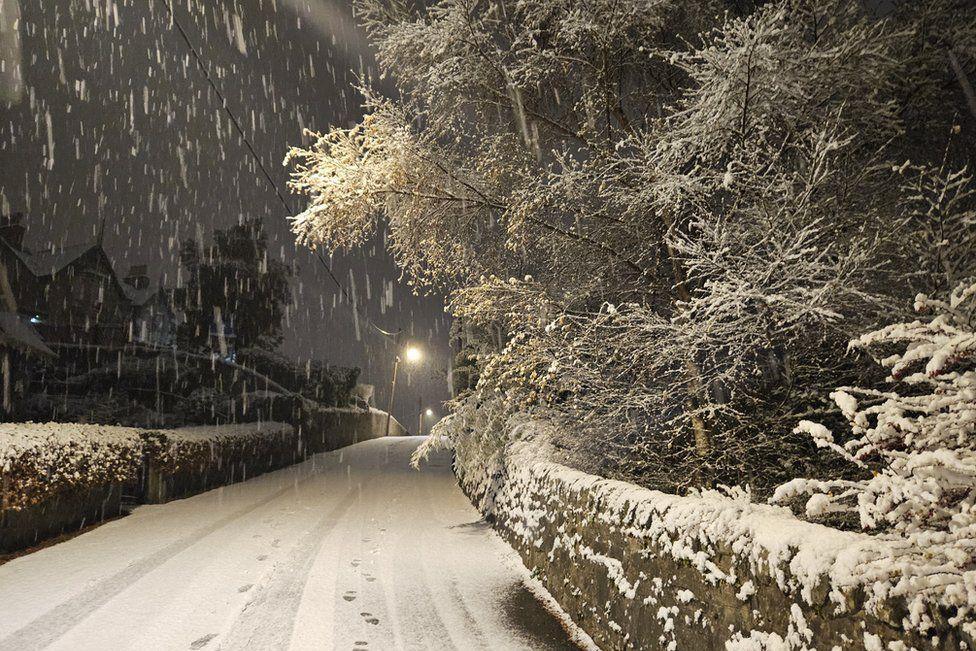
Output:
[458, 439, 973, 650]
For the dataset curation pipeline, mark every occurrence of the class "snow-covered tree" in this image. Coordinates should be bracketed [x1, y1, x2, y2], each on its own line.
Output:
[286, 0, 976, 492]
[776, 281, 976, 529]
[896, 161, 976, 296]
[773, 281, 976, 621]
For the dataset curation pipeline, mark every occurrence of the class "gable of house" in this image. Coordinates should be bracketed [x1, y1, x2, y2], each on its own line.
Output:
[0, 239, 41, 315]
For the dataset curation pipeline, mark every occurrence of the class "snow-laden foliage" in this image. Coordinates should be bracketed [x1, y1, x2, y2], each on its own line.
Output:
[776, 282, 976, 529]
[896, 163, 976, 296]
[0, 422, 145, 511]
[286, 100, 510, 287]
[287, 0, 976, 491]
[775, 281, 976, 627]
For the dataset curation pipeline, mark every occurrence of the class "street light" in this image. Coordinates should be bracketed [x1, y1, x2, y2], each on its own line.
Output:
[405, 346, 422, 363]
[419, 407, 435, 436]
[387, 343, 423, 436]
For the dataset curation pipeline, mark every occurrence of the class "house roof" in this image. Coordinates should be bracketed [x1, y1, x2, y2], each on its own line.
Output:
[23, 243, 96, 276]
[13, 241, 134, 301]
[0, 312, 55, 356]
[0, 232, 167, 310]
[0, 241, 98, 278]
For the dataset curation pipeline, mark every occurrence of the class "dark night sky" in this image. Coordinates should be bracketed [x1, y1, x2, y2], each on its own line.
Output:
[0, 0, 451, 428]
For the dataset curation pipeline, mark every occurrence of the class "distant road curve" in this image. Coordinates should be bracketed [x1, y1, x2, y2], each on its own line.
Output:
[0, 437, 585, 651]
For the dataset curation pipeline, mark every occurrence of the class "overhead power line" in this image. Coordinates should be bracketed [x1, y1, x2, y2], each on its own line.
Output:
[159, 0, 398, 341]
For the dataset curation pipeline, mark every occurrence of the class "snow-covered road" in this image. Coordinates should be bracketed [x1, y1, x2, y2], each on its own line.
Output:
[0, 437, 584, 651]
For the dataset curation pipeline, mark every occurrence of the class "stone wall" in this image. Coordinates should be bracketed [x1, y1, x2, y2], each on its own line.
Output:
[457, 439, 973, 650]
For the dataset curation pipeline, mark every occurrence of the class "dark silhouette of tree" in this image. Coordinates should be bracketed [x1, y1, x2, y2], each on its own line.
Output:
[178, 218, 292, 352]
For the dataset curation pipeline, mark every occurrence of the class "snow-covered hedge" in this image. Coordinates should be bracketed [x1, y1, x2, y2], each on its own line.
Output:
[442, 399, 975, 649]
[0, 422, 146, 511]
[142, 422, 299, 503]
[0, 421, 296, 512]
[144, 421, 296, 474]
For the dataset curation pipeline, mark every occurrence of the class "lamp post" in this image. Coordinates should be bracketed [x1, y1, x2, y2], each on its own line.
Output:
[420, 407, 434, 436]
[387, 344, 422, 436]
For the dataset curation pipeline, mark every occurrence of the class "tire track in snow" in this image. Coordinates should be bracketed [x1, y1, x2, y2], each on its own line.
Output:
[415, 466, 493, 649]
[384, 450, 460, 650]
[0, 471, 320, 651]
[218, 488, 358, 649]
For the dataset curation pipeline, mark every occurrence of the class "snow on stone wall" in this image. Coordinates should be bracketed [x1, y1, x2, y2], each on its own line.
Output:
[454, 425, 976, 650]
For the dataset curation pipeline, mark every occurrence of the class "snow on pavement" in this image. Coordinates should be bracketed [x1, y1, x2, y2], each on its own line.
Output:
[0, 437, 585, 651]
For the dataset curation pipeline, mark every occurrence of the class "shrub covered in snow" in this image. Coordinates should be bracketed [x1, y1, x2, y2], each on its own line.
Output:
[0, 422, 146, 511]
[0, 421, 298, 512]
[142, 422, 297, 475]
[774, 280, 976, 633]
[236, 348, 359, 407]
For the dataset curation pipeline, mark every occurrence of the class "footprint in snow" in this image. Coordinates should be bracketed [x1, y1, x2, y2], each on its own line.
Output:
[238, 584, 253, 593]
[353, 642, 369, 650]
[257, 554, 268, 561]
[351, 559, 361, 567]
[190, 633, 216, 649]
[343, 591, 357, 602]
[360, 613, 379, 625]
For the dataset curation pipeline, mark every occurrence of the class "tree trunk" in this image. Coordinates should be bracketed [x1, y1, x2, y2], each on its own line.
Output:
[662, 235, 713, 458]
[949, 49, 976, 123]
[684, 359, 712, 458]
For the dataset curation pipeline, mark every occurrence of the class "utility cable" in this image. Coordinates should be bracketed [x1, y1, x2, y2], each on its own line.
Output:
[159, 0, 398, 341]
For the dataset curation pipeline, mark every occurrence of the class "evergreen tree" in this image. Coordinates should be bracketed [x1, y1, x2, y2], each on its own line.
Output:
[178, 218, 292, 353]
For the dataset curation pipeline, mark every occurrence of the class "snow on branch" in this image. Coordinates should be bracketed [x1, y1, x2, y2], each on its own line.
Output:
[774, 280, 976, 632]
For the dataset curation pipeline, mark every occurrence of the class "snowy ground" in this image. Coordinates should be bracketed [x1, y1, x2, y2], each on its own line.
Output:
[0, 437, 584, 651]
